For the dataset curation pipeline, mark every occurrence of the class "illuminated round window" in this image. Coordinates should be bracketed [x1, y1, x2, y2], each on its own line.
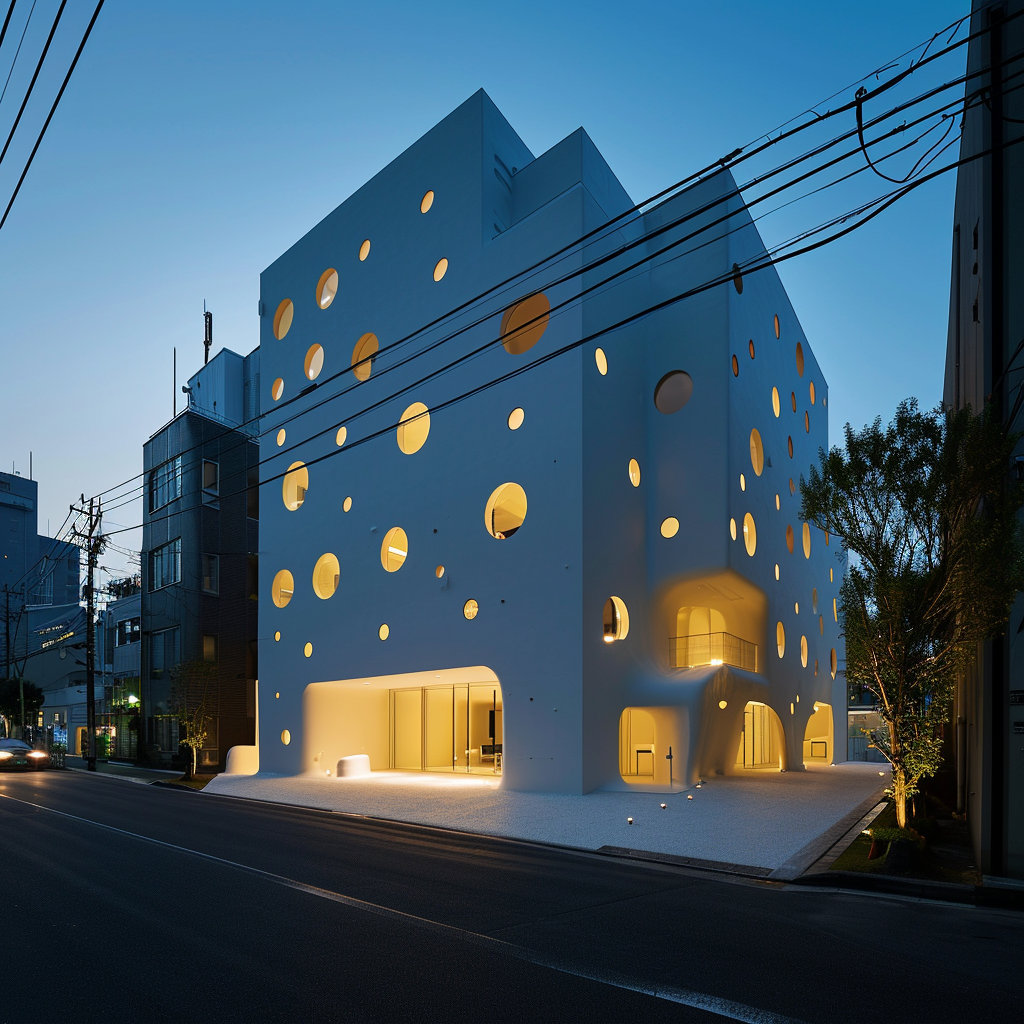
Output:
[379, 623, 389, 641]
[748, 340, 755, 360]
[805, 411, 810, 433]
[809, 381, 816, 405]
[733, 263, 743, 293]
[274, 631, 281, 642]
[788, 436, 794, 459]
[433, 258, 448, 282]
[303, 642, 312, 658]
[312, 553, 340, 600]
[812, 587, 818, 614]
[276, 429, 286, 447]
[661, 517, 680, 539]
[463, 599, 479, 620]
[796, 342, 805, 377]
[795, 602, 800, 615]
[740, 474, 746, 491]
[789, 477, 796, 496]
[316, 268, 338, 309]
[719, 700, 729, 710]
[273, 299, 293, 340]
[336, 426, 347, 447]
[773, 314, 780, 339]
[776, 622, 786, 658]
[435, 565, 445, 579]
[508, 407, 524, 430]
[772, 388, 780, 418]
[602, 596, 629, 641]
[304, 344, 325, 380]
[654, 371, 693, 414]
[420, 190, 434, 214]
[730, 518, 737, 540]
[359, 239, 370, 261]
[775, 494, 781, 511]
[484, 483, 527, 539]
[628, 459, 640, 487]
[732, 355, 739, 377]
[281, 730, 291, 745]
[595, 347, 608, 375]
[381, 527, 408, 572]
[774, 563, 780, 580]
[501, 293, 549, 355]
[819, 615, 824, 636]
[802, 523, 811, 558]
[830, 648, 837, 679]
[351, 333, 378, 382]
[271, 569, 294, 608]
[749, 428, 764, 476]
[343, 496, 352, 513]
[272, 378, 284, 401]
[800, 635, 808, 668]
[282, 462, 308, 512]
[833, 598, 838, 623]
[742, 513, 756, 556]
[786, 524, 794, 554]
[397, 402, 430, 455]
[830, 567, 834, 583]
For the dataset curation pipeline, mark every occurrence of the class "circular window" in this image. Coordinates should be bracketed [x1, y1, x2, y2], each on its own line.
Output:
[771, 387, 781, 418]
[653, 370, 693, 414]
[273, 299, 293, 340]
[743, 513, 756, 556]
[336, 426, 347, 447]
[788, 436, 794, 459]
[628, 458, 641, 487]
[732, 355, 739, 377]
[812, 587, 818, 614]
[661, 517, 679, 538]
[748, 340, 755, 360]
[789, 477, 796, 496]
[773, 314, 780, 339]
[830, 648, 837, 679]
[304, 344, 325, 380]
[786, 524, 794, 554]
[819, 615, 824, 636]
[830, 567, 834, 583]
[433, 258, 448, 282]
[484, 482, 527, 539]
[800, 635, 808, 668]
[730, 518, 737, 540]
[272, 378, 284, 402]
[749, 428, 764, 476]
[435, 565, 445, 579]
[809, 381, 816, 405]
[775, 563, 780, 580]
[508, 407, 524, 430]
[282, 462, 308, 511]
[317, 269, 338, 309]
[501, 293, 550, 355]
[602, 596, 629, 641]
[595, 347, 608, 375]
[343, 496, 352, 513]
[833, 598, 838, 622]
[303, 642, 313, 658]
[795, 342, 805, 377]
[271, 569, 294, 608]
[775, 494, 781, 511]
[359, 239, 370, 261]
[312, 553, 340, 600]
[719, 699, 729, 710]
[397, 402, 430, 454]
[276, 428, 286, 447]
[420, 190, 434, 214]
[281, 730, 291, 745]
[740, 474, 746, 491]
[805, 411, 810, 433]
[791, 391, 797, 414]
[463, 599, 479, 620]
[733, 263, 743, 294]
[379, 623, 390, 641]
[777, 622, 786, 658]
[274, 632, 281, 642]
[381, 527, 409, 572]
[802, 522, 811, 558]
[351, 333, 378, 382]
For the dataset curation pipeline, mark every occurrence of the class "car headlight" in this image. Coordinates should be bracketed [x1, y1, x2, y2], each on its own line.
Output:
[0, 751, 12, 760]
[28, 751, 47, 758]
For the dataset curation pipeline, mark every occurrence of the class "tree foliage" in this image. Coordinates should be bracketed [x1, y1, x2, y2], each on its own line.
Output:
[0, 677, 44, 737]
[165, 660, 216, 778]
[801, 400, 1024, 827]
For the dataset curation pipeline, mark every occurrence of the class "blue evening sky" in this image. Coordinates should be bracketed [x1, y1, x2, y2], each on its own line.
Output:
[0, 0, 967, 567]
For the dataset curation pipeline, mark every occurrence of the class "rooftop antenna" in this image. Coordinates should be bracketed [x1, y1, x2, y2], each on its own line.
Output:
[204, 301, 213, 366]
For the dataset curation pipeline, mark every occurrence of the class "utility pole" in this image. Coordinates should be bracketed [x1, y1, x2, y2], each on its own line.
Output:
[78, 497, 104, 772]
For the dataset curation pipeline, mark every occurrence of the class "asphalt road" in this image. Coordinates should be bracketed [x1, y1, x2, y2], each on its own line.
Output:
[0, 771, 1019, 1024]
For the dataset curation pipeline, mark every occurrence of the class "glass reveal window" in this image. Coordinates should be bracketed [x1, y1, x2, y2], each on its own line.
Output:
[203, 634, 218, 663]
[149, 457, 181, 512]
[203, 460, 220, 499]
[115, 617, 141, 646]
[150, 539, 181, 590]
[149, 626, 179, 679]
[202, 553, 220, 595]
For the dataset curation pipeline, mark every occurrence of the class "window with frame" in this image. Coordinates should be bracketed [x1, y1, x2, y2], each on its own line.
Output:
[202, 554, 220, 595]
[149, 457, 182, 512]
[202, 634, 218, 663]
[150, 539, 181, 590]
[116, 617, 141, 646]
[149, 626, 179, 679]
[203, 460, 220, 499]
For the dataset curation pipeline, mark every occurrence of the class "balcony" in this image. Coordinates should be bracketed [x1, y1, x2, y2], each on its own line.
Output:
[669, 632, 758, 673]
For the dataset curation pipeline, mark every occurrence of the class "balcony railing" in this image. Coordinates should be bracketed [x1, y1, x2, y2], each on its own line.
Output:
[669, 632, 758, 673]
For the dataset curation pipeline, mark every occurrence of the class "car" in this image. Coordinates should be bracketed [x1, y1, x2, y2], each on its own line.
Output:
[0, 739, 51, 770]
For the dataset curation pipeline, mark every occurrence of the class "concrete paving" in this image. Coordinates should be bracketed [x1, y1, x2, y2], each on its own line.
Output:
[206, 760, 888, 871]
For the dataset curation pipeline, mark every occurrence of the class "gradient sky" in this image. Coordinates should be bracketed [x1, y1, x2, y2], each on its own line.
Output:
[0, 0, 967, 575]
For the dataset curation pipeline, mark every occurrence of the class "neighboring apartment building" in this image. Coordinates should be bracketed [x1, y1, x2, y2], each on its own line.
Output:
[943, 0, 1024, 878]
[247, 91, 845, 794]
[140, 346, 260, 769]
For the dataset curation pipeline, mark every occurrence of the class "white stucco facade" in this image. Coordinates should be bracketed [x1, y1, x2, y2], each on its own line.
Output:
[249, 90, 845, 794]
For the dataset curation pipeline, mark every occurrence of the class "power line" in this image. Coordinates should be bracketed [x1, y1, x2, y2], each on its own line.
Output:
[0, 0, 35, 112]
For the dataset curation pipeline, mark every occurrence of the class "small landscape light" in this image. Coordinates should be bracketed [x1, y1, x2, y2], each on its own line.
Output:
[696, 783, 702, 788]
[627, 817, 633, 825]
[660, 803, 667, 809]
[878, 771, 885, 776]
[687, 794, 693, 800]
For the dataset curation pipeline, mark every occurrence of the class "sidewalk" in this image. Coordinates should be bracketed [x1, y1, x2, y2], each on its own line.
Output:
[206, 761, 888, 873]
[64, 756, 182, 783]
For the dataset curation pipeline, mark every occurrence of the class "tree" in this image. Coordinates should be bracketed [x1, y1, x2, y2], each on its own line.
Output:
[801, 400, 1024, 828]
[0, 677, 44, 738]
[165, 660, 216, 778]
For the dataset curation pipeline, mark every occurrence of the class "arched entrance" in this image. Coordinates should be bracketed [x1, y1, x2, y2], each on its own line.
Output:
[803, 702, 833, 763]
[735, 701, 785, 769]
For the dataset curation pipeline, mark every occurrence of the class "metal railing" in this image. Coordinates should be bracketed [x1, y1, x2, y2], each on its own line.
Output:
[669, 632, 758, 673]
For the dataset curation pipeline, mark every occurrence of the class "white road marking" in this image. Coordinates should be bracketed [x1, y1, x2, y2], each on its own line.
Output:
[0, 790, 806, 1024]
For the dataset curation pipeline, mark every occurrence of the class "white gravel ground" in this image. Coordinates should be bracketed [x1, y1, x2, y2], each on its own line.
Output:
[205, 761, 887, 871]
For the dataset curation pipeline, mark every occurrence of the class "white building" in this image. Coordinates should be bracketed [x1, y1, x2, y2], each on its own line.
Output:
[244, 91, 845, 794]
